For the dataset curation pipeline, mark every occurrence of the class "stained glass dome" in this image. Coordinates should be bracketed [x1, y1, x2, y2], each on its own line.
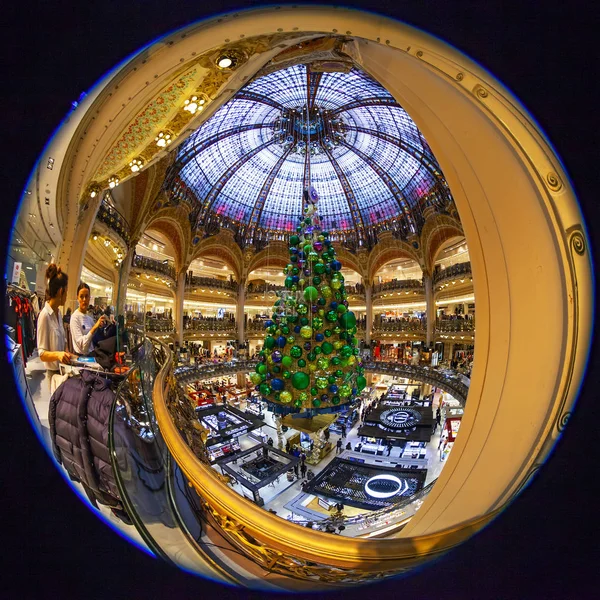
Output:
[170, 63, 452, 248]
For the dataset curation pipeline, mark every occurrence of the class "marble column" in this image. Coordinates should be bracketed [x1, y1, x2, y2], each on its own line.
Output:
[424, 273, 435, 348]
[174, 269, 186, 347]
[115, 242, 137, 318]
[236, 278, 246, 349]
[365, 282, 373, 347]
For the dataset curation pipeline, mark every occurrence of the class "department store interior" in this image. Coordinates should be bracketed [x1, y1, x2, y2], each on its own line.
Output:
[3, 7, 590, 592]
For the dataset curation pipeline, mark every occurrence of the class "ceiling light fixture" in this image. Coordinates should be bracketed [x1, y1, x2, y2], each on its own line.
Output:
[155, 131, 173, 147]
[129, 158, 144, 173]
[108, 176, 119, 189]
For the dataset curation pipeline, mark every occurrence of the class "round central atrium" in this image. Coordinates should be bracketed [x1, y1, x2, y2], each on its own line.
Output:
[5, 5, 591, 593]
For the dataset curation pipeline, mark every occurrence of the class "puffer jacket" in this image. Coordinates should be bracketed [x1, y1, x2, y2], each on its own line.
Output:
[48, 370, 122, 509]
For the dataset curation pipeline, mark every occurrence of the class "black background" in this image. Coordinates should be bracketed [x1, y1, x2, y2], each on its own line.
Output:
[2, 1, 598, 598]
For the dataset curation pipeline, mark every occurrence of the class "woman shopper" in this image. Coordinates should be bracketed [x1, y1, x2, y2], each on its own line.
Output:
[36, 264, 74, 390]
[70, 282, 107, 355]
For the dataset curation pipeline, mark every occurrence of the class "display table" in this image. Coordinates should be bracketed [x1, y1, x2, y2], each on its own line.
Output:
[306, 441, 333, 465]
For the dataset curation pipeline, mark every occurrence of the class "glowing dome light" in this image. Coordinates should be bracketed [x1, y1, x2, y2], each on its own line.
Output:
[364, 474, 408, 499]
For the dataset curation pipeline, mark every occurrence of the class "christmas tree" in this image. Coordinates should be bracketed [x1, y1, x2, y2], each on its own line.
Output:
[250, 187, 367, 414]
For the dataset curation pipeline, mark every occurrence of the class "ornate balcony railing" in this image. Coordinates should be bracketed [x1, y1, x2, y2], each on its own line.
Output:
[245, 282, 286, 294]
[436, 318, 475, 332]
[363, 361, 470, 405]
[247, 319, 268, 333]
[433, 261, 471, 284]
[132, 254, 176, 281]
[96, 196, 131, 246]
[373, 318, 426, 333]
[186, 275, 238, 293]
[146, 318, 174, 333]
[373, 279, 423, 294]
[184, 318, 237, 333]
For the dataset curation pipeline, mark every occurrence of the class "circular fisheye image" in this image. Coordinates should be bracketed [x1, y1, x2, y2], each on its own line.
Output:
[3, 4, 593, 592]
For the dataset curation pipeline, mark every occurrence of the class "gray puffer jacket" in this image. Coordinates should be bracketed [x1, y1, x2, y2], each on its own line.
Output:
[49, 369, 122, 508]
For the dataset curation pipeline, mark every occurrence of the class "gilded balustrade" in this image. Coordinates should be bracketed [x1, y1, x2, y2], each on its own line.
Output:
[153, 340, 490, 583]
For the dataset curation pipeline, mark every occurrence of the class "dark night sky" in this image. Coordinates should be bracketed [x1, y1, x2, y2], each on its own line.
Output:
[1, 1, 598, 598]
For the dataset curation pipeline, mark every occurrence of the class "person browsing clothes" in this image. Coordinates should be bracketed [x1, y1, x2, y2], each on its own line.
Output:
[69, 282, 107, 355]
[36, 264, 74, 389]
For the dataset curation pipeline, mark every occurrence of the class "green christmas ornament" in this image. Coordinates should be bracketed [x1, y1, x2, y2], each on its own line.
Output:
[356, 376, 367, 391]
[304, 286, 319, 302]
[332, 396, 341, 405]
[326, 310, 338, 322]
[331, 279, 342, 290]
[297, 304, 308, 315]
[324, 329, 332, 337]
[282, 355, 293, 367]
[257, 364, 267, 374]
[290, 235, 300, 246]
[307, 251, 319, 263]
[299, 392, 308, 402]
[310, 387, 318, 396]
[300, 317, 309, 326]
[339, 384, 352, 398]
[280, 391, 292, 403]
[284, 276, 294, 288]
[313, 346, 321, 355]
[312, 276, 322, 286]
[294, 399, 303, 408]
[292, 371, 310, 390]
[333, 340, 344, 350]
[339, 311, 357, 329]
[312, 316, 323, 329]
[287, 336, 295, 344]
[300, 325, 313, 339]
[290, 346, 303, 358]
[320, 285, 332, 299]
[250, 373, 262, 385]
[314, 263, 325, 274]
[335, 369, 343, 378]
[307, 351, 316, 361]
[265, 336, 276, 349]
[332, 356, 341, 365]
[315, 377, 328, 389]
[317, 357, 329, 369]
[259, 383, 272, 396]
[328, 375, 336, 384]
[317, 297, 326, 306]
[298, 359, 307, 367]
[340, 345, 353, 358]
[321, 341, 333, 354]
[336, 304, 347, 314]
[283, 370, 291, 379]
[312, 399, 322, 408]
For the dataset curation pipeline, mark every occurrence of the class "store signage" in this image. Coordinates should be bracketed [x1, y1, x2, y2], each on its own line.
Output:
[11, 262, 22, 284]
[379, 408, 422, 430]
[364, 474, 407, 499]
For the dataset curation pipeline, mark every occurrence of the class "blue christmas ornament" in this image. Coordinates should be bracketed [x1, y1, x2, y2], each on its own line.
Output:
[294, 325, 301, 334]
[272, 351, 282, 363]
[271, 378, 285, 391]
[265, 320, 273, 328]
[276, 336, 287, 347]
[329, 385, 339, 394]
[315, 333, 324, 342]
[292, 275, 300, 284]
[331, 260, 342, 271]
[330, 301, 338, 309]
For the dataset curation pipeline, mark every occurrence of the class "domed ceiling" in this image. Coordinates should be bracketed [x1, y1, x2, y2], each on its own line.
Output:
[169, 63, 453, 248]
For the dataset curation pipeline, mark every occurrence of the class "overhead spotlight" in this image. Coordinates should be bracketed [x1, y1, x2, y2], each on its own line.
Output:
[108, 176, 119, 188]
[89, 184, 102, 198]
[129, 158, 144, 173]
[153, 244, 158, 251]
[104, 239, 111, 247]
[92, 232, 98, 241]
